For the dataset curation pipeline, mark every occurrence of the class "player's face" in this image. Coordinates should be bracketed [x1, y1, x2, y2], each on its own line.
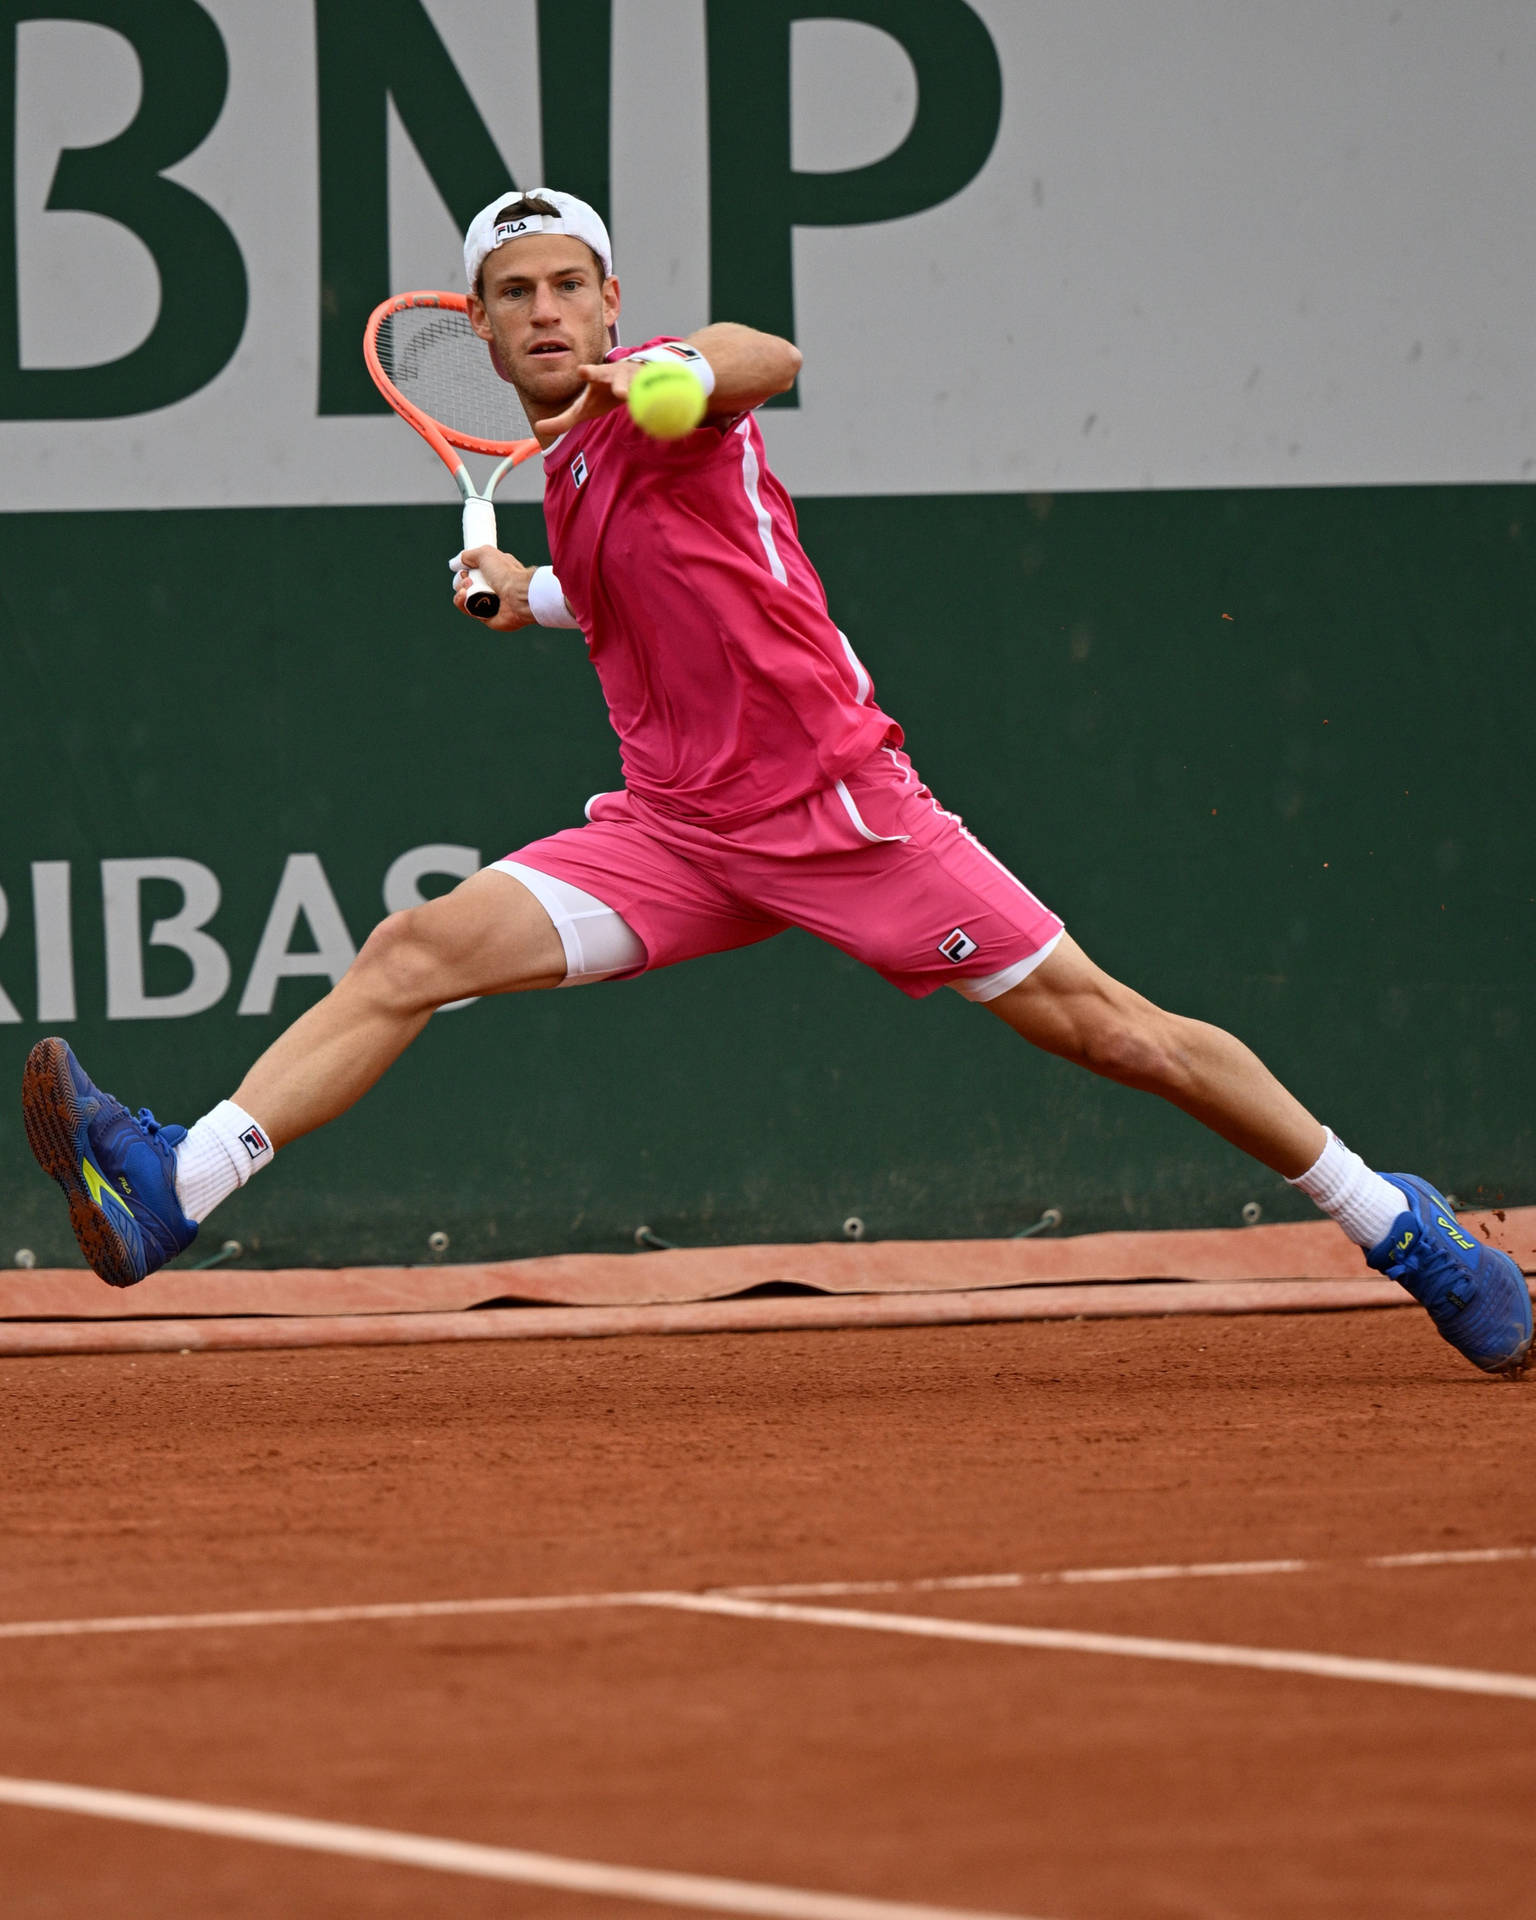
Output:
[467, 234, 620, 418]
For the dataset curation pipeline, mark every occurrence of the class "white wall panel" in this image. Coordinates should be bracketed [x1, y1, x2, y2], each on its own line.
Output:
[0, 0, 1530, 509]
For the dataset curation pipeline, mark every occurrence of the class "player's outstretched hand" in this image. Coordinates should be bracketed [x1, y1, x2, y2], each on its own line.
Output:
[452, 546, 537, 630]
[534, 359, 636, 444]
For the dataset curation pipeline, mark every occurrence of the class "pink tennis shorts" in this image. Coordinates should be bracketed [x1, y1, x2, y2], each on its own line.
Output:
[502, 745, 1064, 1001]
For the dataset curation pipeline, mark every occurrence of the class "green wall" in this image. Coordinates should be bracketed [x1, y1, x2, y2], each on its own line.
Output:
[1, 484, 1531, 1267]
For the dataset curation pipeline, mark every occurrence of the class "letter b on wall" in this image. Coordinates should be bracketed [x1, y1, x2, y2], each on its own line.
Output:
[102, 857, 230, 1020]
[0, 0, 247, 417]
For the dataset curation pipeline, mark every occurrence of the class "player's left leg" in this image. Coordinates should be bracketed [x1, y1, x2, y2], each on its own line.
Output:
[729, 744, 1530, 1377]
[988, 934, 1532, 1376]
[985, 932, 1323, 1175]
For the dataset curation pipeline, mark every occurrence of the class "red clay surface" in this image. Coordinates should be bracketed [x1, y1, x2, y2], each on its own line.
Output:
[2, 1309, 1533, 1918]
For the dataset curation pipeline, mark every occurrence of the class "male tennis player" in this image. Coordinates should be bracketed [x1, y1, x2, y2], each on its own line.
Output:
[22, 190, 1531, 1377]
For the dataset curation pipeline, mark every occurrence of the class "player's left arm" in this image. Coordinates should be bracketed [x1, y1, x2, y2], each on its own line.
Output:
[684, 322, 802, 419]
[536, 323, 801, 442]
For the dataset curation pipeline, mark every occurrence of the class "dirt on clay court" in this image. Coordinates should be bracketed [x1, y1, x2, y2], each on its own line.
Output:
[1, 1306, 1532, 1920]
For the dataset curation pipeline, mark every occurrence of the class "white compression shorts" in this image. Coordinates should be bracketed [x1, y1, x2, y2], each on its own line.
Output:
[489, 858, 646, 986]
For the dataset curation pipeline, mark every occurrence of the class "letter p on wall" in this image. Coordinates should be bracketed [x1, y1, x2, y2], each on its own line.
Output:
[705, 0, 1002, 399]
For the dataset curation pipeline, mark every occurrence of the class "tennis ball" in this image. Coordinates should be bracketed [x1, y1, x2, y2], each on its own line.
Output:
[627, 361, 707, 439]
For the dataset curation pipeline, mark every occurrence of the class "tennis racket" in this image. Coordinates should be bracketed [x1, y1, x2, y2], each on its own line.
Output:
[363, 291, 541, 619]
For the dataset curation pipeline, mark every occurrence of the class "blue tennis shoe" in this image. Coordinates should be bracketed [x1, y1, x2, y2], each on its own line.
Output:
[1366, 1174, 1533, 1376]
[21, 1037, 197, 1287]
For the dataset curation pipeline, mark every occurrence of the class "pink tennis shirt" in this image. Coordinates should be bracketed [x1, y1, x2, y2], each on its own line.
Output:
[540, 341, 899, 829]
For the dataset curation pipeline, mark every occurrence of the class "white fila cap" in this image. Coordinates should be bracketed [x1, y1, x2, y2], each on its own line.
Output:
[463, 188, 614, 290]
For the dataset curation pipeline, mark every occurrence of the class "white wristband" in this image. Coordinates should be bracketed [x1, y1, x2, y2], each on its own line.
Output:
[528, 565, 580, 629]
[627, 341, 716, 399]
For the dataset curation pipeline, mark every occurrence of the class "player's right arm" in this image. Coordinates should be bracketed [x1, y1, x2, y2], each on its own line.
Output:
[452, 545, 541, 631]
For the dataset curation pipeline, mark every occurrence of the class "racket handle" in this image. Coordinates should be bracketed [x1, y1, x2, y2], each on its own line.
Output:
[460, 496, 499, 620]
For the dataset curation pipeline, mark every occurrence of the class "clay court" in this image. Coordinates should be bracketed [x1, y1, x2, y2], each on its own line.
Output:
[3, 1291, 1533, 1918]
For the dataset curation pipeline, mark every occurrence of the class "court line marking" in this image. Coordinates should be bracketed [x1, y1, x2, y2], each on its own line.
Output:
[644, 1593, 1536, 1703]
[721, 1544, 1536, 1599]
[0, 1775, 1045, 1920]
[0, 1544, 1531, 1644]
[0, 1592, 632, 1641]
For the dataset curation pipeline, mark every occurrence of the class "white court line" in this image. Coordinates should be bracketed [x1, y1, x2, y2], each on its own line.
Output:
[646, 1593, 1536, 1704]
[1, 1544, 1532, 1644]
[0, 1776, 1045, 1920]
[0, 1591, 634, 1642]
[720, 1559, 1313, 1598]
[1371, 1548, 1532, 1570]
[723, 1544, 1536, 1599]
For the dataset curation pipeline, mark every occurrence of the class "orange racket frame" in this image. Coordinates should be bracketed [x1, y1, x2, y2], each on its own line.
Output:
[363, 290, 541, 619]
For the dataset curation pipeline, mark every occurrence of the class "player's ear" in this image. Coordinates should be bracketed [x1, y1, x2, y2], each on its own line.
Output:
[466, 290, 493, 342]
[602, 275, 621, 333]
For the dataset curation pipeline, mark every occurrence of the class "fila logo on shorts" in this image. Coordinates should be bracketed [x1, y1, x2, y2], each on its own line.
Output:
[239, 1123, 271, 1161]
[571, 451, 588, 489]
[938, 928, 978, 964]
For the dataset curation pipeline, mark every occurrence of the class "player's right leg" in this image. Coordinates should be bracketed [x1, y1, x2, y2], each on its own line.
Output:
[21, 869, 571, 1288]
[232, 867, 568, 1148]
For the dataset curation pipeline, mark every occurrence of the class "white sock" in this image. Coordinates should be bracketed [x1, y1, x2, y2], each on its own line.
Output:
[174, 1100, 276, 1225]
[1287, 1129, 1404, 1248]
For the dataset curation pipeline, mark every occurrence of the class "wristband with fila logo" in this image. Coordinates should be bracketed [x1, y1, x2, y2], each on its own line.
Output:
[626, 341, 716, 399]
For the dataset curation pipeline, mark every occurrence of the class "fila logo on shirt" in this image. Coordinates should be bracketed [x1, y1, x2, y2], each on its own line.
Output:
[239, 1123, 271, 1160]
[938, 928, 978, 964]
[571, 451, 588, 489]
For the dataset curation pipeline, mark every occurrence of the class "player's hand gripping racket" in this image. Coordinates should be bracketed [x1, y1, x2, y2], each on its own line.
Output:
[363, 291, 540, 619]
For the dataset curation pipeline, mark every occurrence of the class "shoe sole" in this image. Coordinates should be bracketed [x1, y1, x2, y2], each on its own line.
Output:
[21, 1037, 143, 1288]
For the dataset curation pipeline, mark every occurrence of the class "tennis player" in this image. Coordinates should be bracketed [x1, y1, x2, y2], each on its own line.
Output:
[22, 190, 1531, 1376]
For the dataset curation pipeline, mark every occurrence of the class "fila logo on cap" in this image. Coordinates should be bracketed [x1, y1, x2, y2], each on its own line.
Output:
[493, 217, 532, 244]
[571, 451, 588, 488]
[938, 928, 978, 963]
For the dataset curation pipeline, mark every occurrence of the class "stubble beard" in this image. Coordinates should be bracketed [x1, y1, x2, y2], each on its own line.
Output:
[502, 311, 612, 423]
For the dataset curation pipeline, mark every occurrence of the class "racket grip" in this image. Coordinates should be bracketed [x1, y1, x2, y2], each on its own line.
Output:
[460, 496, 499, 620]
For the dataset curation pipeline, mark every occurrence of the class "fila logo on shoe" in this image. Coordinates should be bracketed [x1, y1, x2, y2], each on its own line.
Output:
[938, 928, 978, 964]
[1436, 1213, 1475, 1250]
[1395, 1229, 1416, 1255]
[81, 1156, 133, 1216]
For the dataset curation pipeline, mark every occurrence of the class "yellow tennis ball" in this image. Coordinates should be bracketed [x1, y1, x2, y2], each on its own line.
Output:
[627, 361, 707, 439]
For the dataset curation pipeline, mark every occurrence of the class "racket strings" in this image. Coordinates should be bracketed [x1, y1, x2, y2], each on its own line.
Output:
[375, 307, 534, 448]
